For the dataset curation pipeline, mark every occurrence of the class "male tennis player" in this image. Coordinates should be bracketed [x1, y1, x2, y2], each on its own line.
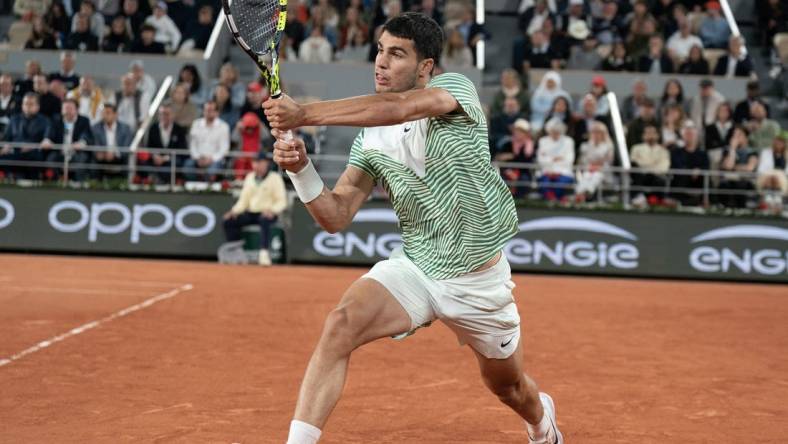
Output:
[263, 12, 563, 444]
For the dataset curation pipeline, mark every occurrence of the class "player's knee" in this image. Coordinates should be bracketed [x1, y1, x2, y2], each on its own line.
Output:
[320, 307, 358, 354]
[485, 376, 525, 406]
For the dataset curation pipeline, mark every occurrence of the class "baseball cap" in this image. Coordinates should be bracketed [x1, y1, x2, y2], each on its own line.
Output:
[241, 112, 260, 128]
[247, 81, 263, 92]
[591, 75, 606, 87]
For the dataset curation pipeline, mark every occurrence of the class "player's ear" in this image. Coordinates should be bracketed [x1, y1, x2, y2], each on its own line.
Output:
[418, 58, 435, 79]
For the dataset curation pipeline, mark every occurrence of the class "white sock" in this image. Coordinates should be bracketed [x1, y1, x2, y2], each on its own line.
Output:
[286, 420, 322, 444]
[526, 411, 552, 441]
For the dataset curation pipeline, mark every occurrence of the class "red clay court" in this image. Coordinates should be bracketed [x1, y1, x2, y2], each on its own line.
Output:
[1, 253, 787, 443]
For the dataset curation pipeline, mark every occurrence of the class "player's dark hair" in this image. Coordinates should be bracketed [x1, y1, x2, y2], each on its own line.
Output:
[382, 12, 444, 69]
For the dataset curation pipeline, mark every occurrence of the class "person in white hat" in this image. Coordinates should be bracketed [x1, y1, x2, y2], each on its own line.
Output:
[144, 1, 181, 52]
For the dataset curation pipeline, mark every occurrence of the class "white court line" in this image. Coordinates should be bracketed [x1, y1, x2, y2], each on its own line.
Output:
[4, 286, 161, 296]
[0, 276, 185, 288]
[0, 284, 193, 368]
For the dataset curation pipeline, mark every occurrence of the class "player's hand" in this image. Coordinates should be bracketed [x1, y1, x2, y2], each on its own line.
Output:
[272, 128, 308, 173]
[262, 94, 304, 131]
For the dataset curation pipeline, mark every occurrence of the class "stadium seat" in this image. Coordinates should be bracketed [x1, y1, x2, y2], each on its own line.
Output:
[774, 33, 788, 65]
[7, 21, 32, 49]
[703, 48, 726, 71]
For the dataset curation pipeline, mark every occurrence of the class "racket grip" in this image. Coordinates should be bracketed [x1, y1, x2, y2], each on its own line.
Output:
[281, 130, 294, 142]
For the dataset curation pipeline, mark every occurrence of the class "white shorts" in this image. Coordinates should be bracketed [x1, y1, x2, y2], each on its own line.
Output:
[363, 248, 521, 359]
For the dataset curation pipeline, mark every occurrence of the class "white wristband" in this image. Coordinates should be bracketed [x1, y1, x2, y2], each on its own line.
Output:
[286, 159, 325, 203]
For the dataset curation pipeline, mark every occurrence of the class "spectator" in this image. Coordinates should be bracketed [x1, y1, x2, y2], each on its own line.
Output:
[530, 71, 570, 132]
[145, 1, 181, 53]
[139, 101, 187, 183]
[170, 82, 198, 128]
[567, 35, 602, 70]
[177, 64, 204, 106]
[336, 27, 371, 62]
[121, 0, 145, 37]
[284, 3, 306, 58]
[129, 60, 157, 101]
[70, 0, 104, 42]
[666, 18, 703, 62]
[626, 13, 658, 60]
[689, 78, 725, 129]
[239, 81, 270, 129]
[679, 44, 710, 74]
[669, 122, 710, 206]
[575, 121, 614, 201]
[0, 75, 20, 135]
[565, 15, 592, 49]
[180, 5, 214, 51]
[756, 132, 788, 210]
[622, 78, 649, 122]
[518, 0, 553, 35]
[205, 63, 245, 109]
[734, 80, 770, 124]
[659, 78, 685, 112]
[131, 24, 166, 54]
[545, 95, 576, 141]
[212, 84, 240, 129]
[713, 35, 753, 78]
[13, 0, 50, 18]
[630, 124, 670, 206]
[91, 103, 133, 178]
[306, 4, 338, 48]
[43, 1, 69, 40]
[14, 59, 42, 98]
[48, 52, 80, 91]
[558, 0, 587, 40]
[48, 79, 67, 102]
[705, 101, 734, 150]
[699, 1, 730, 49]
[601, 40, 634, 71]
[537, 117, 575, 201]
[103, 15, 133, 53]
[114, 73, 150, 132]
[626, 97, 659, 147]
[490, 96, 525, 152]
[97, 0, 120, 20]
[414, 0, 443, 25]
[490, 68, 529, 118]
[638, 35, 674, 73]
[65, 13, 100, 51]
[746, 101, 782, 150]
[186, 100, 230, 182]
[233, 112, 266, 179]
[718, 125, 758, 208]
[338, 5, 368, 50]
[25, 17, 57, 49]
[300, 25, 334, 64]
[542, 16, 569, 61]
[32, 74, 60, 118]
[661, 104, 685, 147]
[40, 98, 93, 181]
[586, 75, 610, 117]
[443, 27, 474, 68]
[592, 0, 625, 45]
[222, 151, 287, 266]
[626, 0, 656, 44]
[495, 118, 536, 198]
[757, 0, 787, 51]
[574, 93, 611, 147]
[515, 29, 561, 73]
[1, 93, 50, 179]
[67, 75, 104, 124]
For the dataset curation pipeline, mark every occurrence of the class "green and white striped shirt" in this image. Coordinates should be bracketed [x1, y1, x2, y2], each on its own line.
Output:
[348, 72, 518, 279]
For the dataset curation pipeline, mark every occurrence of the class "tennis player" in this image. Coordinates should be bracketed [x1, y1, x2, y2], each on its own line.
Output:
[264, 12, 563, 444]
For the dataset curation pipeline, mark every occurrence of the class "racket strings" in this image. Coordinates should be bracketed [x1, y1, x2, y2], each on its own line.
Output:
[230, 0, 280, 54]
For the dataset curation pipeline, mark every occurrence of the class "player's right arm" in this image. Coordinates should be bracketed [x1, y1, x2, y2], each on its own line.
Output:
[273, 131, 374, 233]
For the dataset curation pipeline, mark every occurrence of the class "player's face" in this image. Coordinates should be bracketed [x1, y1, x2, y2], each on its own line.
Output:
[375, 32, 431, 93]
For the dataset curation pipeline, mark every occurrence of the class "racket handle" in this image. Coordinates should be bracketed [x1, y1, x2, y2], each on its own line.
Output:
[281, 129, 294, 142]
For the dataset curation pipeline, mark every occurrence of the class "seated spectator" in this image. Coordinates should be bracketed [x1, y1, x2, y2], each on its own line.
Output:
[625, 0, 656, 47]
[48, 51, 80, 91]
[567, 35, 603, 70]
[32, 74, 60, 118]
[585, 75, 610, 117]
[518, 0, 554, 35]
[667, 18, 703, 62]
[542, 16, 568, 61]
[756, 0, 787, 51]
[131, 24, 166, 54]
[239, 82, 270, 129]
[284, 3, 306, 58]
[222, 151, 287, 266]
[490, 96, 525, 152]
[669, 121, 710, 206]
[177, 64, 205, 107]
[626, 11, 658, 60]
[495, 118, 536, 198]
[212, 84, 240, 129]
[734, 80, 770, 124]
[718, 125, 758, 208]
[574, 93, 611, 148]
[565, 16, 592, 49]
[575, 121, 614, 201]
[67, 75, 104, 124]
[537, 117, 575, 201]
[66, 13, 100, 51]
[661, 104, 685, 147]
[699, 1, 730, 49]
[233, 112, 266, 178]
[144, 1, 181, 53]
[205, 63, 245, 109]
[630, 124, 670, 206]
[170, 82, 198, 128]
[638, 35, 674, 74]
[25, 17, 58, 49]
[40, 98, 93, 181]
[139, 101, 187, 183]
[180, 5, 214, 51]
[49, 79, 67, 102]
[114, 73, 150, 132]
[622, 78, 649, 123]
[14, 59, 42, 98]
[659, 78, 685, 113]
[443, 27, 474, 68]
[756, 132, 788, 210]
[591, 0, 625, 46]
[186, 100, 230, 182]
[300, 25, 334, 64]
[679, 44, 710, 74]
[514, 29, 561, 73]
[91, 103, 132, 178]
[530, 71, 571, 132]
[713, 35, 753, 78]
[129, 60, 157, 102]
[558, 0, 586, 41]
[626, 97, 659, 147]
[0, 75, 20, 135]
[14, 0, 49, 19]
[338, 5, 368, 51]
[689, 78, 725, 129]
[121, 0, 146, 37]
[70, 0, 104, 43]
[336, 28, 370, 63]
[601, 40, 634, 71]
[545, 95, 577, 141]
[414, 0, 443, 25]
[103, 15, 133, 53]
[746, 101, 782, 150]
[705, 101, 734, 150]
[0, 93, 50, 179]
[43, 1, 69, 41]
[305, 3, 338, 49]
[97, 0, 120, 20]
[490, 68, 529, 118]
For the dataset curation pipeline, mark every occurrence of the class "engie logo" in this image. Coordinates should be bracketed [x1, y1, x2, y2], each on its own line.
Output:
[689, 225, 788, 275]
[313, 209, 401, 258]
[504, 217, 640, 269]
[48, 200, 216, 243]
[0, 198, 14, 230]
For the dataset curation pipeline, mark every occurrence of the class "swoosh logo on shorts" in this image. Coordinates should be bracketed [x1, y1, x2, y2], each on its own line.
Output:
[501, 337, 514, 348]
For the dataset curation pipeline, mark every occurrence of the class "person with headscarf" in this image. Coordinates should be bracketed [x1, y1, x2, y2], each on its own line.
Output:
[537, 117, 575, 201]
[575, 120, 614, 201]
[530, 71, 571, 132]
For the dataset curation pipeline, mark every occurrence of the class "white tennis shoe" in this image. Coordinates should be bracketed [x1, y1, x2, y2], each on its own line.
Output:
[528, 392, 564, 444]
